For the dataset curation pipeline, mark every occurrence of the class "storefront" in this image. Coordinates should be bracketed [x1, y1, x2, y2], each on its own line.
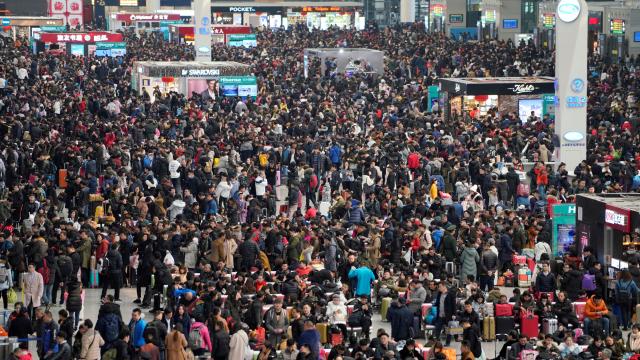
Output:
[437, 77, 555, 121]
[575, 193, 640, 267]
[35, 31, 124, 56]
[303, 48, 384, 78]
[108, 13, 183, 37]
[210, 4, 362, 29]
[131, 61, 257, 100]
[168, 24, 252, 45]
[0, 17, 64, 40]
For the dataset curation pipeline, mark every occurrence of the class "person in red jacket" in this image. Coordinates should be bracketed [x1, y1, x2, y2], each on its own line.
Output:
[407, 152, 420, 170]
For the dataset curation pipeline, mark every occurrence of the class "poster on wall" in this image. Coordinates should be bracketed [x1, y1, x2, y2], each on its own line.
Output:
[552, 204, 577, 257]
[518, 98, 543, 121]
[49, 0, 84, 27]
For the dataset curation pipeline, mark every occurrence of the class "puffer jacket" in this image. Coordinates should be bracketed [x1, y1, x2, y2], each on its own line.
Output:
[535, 271, 556, 293]
[348, 206, 366, 225]
[66, 281, 83, 312]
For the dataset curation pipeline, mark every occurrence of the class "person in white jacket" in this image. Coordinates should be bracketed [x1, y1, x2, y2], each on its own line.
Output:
[180, 237, 198, 270]
[325, 294, 348, 339]
[216, 175, 232, 211]
[229, 323, 249, 360]
[167, 197, 186, 221]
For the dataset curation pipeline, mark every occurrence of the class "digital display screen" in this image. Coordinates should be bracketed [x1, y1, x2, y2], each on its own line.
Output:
[503, 19, 518, 29]
[610, 18, 625, 35]
[634, 31, 640, 42]
[519, 99, 543, 121]
[70, 43, 85, 56]
[556, 224, 575, 257]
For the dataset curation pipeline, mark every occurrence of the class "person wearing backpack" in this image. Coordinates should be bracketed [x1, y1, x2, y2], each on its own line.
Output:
[96, 300, 124, 348]
[188, 315, 212, 356]
[54, 250, 73, 306]
[0, 259, 12, 309]
[100, 243, 123, 301]
[616, 270, 640, 330]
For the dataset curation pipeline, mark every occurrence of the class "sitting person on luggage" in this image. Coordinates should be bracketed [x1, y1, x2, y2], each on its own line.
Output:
[552, 291, 581, 329]
[515, 291, 536, 317]
[584, 293, 610, 337]
[326, 294, 348, 338]
[588, 336, 606, 358]
[458, 301, 480, 329]
[558, 334, 582, 357]
[627, 324, 640, 353]
[535, 293, 554, 319]
[535, 334, 560, 357]
[509, 334, 534, 359]
[605, 334, 626, 360]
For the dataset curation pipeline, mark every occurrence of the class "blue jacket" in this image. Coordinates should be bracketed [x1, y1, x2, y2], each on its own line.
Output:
[297, 328, 321, 359]
[348, 266, 376, 296]
[129, 319, 146, 348]
[329, 145, 342, 164]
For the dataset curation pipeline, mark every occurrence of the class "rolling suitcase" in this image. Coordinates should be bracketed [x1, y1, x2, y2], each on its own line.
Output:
[381, 297, 392, 321]
[316, 323, 328, 344]
[543, 318, 557, 335]
[411, 316, 423, 338]
[636, 303, 640, 324]
[153, 293, 161, 310]
[518, 267, 532, 288]
[520, 313, 539, 339]
[89, 270, 99, 288]
[496, 316, 515, 337]
[483, 316, 496, 341]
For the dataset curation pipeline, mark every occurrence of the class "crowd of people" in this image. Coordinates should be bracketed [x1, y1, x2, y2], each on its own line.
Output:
[0, 19, 639, 360]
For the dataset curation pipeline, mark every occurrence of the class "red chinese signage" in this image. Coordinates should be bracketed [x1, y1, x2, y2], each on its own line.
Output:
[115, 13, 181, 22]
[605, 204, 631, 233]
[39, 32, 124, 43]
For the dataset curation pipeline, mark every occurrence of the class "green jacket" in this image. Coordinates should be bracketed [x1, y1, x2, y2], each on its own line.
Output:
[441, 232, 457, 262]
[77, 237, 92, 269]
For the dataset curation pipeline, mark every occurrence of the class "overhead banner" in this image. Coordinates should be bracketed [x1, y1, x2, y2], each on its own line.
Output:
[193, 0, 212, 62]
[554, 0, 587, 172]
[40, 32, 124, 43]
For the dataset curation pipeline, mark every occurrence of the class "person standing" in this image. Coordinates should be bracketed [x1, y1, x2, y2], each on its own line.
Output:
[22, 263, 43, 319]
[348, 260, 376, 299]
[166, 323, 188, 360]
[0, 260, 13, 309]
[229, 323, 249, 360]
[76, 230, 93, 287]
[433, 282, 457, 346]
[100, 243, 123, 301]
[79, 320, 105, 360]
[65, 281, 83, 329]
[129, 308, 147, 350]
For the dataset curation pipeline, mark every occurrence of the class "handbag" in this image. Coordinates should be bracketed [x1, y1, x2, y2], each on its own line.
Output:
[446, 320, 463, 335]
[348, 311, 364, 327]
[7, 288, 16, 304]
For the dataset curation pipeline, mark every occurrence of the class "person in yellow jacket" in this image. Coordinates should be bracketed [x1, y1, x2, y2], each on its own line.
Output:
[429, 178, 439, 202]
[259, 251, 271, 272]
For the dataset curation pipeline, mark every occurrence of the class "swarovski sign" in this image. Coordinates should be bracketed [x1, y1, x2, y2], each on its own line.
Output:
[181, 69, 220, 77]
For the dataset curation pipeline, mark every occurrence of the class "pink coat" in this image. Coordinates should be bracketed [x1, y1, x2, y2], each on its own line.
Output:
[191, 322, 212, 352]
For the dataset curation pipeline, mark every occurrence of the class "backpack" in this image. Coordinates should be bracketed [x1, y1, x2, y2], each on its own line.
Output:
[188, 325, 204, 350]
[102, 348, 118, 360]
[37, 259, 51, 284]
[98, 257, 110, 274]
[581, 274, 596, 291]
[57, 256, 73, 277]
[616, 281, 633, 304]
[101, 313, 121, 343]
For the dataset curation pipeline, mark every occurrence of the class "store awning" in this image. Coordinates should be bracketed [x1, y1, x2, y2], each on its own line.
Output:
[438, 76, 555, 96]
[134, 61, 252, 78]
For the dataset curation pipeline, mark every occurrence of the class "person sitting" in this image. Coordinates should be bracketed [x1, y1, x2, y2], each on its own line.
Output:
[588, 336, 606, 358]
[627, 324, 640, 353]
[552, 291, 581, 329]
[398, 339, 421, 360]
[460, 340, 475, 360]
[496, 330, 518, 360]
[536, 334, 560, 357]
[605, 334, 626, 360]
[457, 301, 480, 329]
[535, 293, 554, 319]
[509, 334, 534, 359]
[558, 334, 581, 357]
[584, 293, 609, 337]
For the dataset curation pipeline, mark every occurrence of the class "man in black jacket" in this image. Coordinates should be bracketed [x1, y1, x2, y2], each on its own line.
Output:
[101, 243, 124, 301]
[433, 282, 457, 346]
[534, 262, 556, 294]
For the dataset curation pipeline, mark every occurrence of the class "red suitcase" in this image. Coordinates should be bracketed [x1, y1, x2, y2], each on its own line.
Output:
[520, 313, 539, 339]
[495, 303, 514, 317]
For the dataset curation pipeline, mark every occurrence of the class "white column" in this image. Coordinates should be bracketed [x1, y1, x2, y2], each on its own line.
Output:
[555, 0, 588, 172]
[400, 0, 416, 23]
[146, 0, 161, 13]
[193, 0, 212, 62]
